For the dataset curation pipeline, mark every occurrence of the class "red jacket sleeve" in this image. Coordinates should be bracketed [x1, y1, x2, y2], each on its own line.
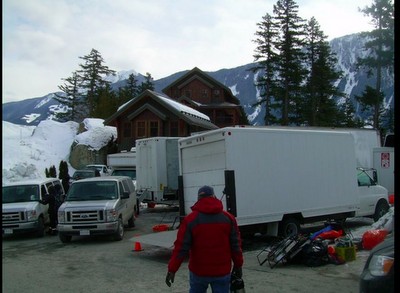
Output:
[167, 216, 191, 273]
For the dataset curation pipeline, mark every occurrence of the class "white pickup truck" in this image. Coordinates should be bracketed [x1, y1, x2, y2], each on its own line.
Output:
[57, 176, 137, 243]
[2, 178, 65, 237]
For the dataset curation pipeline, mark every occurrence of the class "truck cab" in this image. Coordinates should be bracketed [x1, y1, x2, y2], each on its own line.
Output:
[57, 176, 137, 243]
[2, 178, 65, 237]
[356, 167, 389, 221]
[85, 164, 112, 176]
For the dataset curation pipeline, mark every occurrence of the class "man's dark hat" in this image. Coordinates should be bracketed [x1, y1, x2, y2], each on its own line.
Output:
[198, 185, 214, 198]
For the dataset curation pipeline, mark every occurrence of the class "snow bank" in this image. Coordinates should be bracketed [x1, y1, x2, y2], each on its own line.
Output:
[2, 119, 116, 184]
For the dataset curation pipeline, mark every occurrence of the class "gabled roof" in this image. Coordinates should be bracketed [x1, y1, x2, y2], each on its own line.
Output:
[162, 67, 234, 97]
[104, 90, 218, 130]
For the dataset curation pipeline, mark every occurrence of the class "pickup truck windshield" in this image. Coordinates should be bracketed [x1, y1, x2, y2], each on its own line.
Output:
[66, 181, 118, 201]
[2, 185, 40, 203]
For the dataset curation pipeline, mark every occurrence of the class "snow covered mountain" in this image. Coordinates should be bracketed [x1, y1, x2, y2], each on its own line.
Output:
[2, 33, 394, 127]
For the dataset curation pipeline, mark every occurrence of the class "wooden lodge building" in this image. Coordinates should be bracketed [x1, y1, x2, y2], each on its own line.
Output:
[104, 67, 248, 151]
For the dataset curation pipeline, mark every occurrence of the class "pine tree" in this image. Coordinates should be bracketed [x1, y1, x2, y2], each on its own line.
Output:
[49, 165, 57, 178]
[58, 160, 70, 193]
[125, 73, 140, 100]
[302, 17, 343, 126]
[357, 0, 394, 129]
[54, 71, 85, 122]
[93, 84, 119, 119]
[252, 13, 280, 125]
[272, 0, 307, 125]
[116, 73, 141, 107]
[337, 95, 364, 128]
[138, 72, 155, 93]
[78, 48, 116, 117]
[355, 86, 385, 128]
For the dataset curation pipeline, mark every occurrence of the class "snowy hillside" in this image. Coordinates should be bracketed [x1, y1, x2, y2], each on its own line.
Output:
[2, 33, 394, 127]
[2, 119, 116, 184]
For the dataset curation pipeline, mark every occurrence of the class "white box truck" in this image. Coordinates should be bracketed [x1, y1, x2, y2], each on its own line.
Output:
[107, 149, 137, 186]
[178, 126, 389, 237]
[136, 137, 180, 203]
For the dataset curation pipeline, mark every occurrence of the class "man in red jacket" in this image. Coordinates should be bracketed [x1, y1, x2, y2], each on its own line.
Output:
[165, 185, 244, 292]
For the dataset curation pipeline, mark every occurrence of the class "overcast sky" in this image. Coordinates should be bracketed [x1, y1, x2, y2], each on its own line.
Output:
[3, 0, 374, 103]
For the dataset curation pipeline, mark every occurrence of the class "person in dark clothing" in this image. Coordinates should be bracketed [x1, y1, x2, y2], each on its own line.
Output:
[61, 174, 70, 193]
[165, 185, 243, 292]
[40, 185, 60, 235]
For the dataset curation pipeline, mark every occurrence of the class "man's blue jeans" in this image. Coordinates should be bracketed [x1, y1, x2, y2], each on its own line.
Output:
[189, 271, 231, 293]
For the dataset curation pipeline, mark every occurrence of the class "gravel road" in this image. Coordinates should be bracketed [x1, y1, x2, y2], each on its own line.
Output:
[2, 205, 372, 293]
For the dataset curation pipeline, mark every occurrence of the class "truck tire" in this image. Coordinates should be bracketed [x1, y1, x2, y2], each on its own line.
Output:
[36, 217, 45, 238]
[279, 217, 300, 237]
[114, 218, 124, 241]
[59, 233, 72, 243]
[128, 212, 135, 228]
[373, 200, 389, 222]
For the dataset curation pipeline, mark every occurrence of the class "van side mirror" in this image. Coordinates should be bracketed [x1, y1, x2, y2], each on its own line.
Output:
[372, 170, 378, 183]
[121, 191, 130, 199]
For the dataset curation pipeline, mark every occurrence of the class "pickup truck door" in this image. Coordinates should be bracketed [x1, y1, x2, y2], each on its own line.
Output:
[357, 171, 379, 217]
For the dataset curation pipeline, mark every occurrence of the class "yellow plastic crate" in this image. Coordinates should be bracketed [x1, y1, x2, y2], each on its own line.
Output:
[336, 245, 356, 262]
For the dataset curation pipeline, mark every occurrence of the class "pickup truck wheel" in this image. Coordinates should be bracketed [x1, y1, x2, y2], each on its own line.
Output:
[59, 233, 72, 243]
[136, 199, 140, 216]
[279, 217, 300, 238]
[373, 201, 389, 222]
[36, 217, 45, 238]
[128, 212, 135, 228]
[114, 218, 124, 241]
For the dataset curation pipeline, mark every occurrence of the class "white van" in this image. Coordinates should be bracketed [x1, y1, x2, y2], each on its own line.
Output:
[2, 178, 65, 237]
[57, 176, 137, 243]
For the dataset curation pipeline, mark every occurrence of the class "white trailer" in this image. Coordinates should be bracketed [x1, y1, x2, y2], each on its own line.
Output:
[178, 126, 389, 237]
[107, 149, 138, 204]
[107, 148, 137, 169]
[136, 137, 180, 203]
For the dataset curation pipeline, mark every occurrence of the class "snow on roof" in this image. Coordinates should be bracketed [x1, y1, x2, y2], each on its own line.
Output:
[154, 92, 210, 121]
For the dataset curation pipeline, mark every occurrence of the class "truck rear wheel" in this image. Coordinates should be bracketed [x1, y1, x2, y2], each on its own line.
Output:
[279, 217, 300, 237]
[128, 212, 135, 228]
[36, 217, 45, 238]
[373, 201, 389, 222]
[114, 218, 124, 241]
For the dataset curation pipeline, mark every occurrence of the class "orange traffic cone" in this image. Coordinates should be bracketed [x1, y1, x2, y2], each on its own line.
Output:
[134, 241, 143, 251]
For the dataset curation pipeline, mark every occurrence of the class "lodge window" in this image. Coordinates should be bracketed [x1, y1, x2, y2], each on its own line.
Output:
[136, 120, 160, 138]
[123, 122, 132, 137]
[136, 121, 146, 138]
[202, 89, 208, 98]
[149, 121, 159, 136]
